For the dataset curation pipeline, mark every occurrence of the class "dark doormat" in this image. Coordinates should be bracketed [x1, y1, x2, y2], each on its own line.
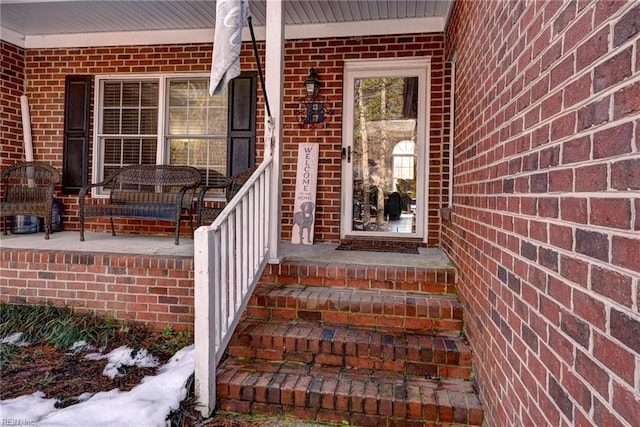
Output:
[336, 239, 420, 254]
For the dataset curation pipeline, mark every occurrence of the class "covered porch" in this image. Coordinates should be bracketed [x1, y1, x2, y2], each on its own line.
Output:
[0, 230, 454, 330]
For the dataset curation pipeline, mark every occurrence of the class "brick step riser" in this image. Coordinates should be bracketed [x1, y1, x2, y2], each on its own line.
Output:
[261, 263, 457, 295]
[216, 368, 483, 426]
[227, 327, 473, 380]
[244, 287, 464, 334]
[244, 306, 463, 334]
[260, 273, 456, 294]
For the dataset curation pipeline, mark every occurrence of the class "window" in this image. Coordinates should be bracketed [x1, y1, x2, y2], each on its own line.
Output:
[93, 73, 256, 196]
[166, 79, 227, 185]
[99, 79, 159, 180]
[392, 139, 415, 195]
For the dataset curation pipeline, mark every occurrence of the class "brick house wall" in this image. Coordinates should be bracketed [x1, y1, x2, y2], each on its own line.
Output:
[3, 34, 450, 245]
[0, 40, 25, 167]
[444, 1, 639, 426]
[1, 248, 194, 331]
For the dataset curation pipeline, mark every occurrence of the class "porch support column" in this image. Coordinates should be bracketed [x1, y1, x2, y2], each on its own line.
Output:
[265, 0, 284, 264]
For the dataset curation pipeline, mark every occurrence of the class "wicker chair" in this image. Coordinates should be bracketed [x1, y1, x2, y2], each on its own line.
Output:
[197, 166, 258, 227]
[1, 162, 61, 239]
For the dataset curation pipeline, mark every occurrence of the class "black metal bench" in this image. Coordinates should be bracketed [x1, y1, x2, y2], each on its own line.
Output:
[79, 165, 201, 245]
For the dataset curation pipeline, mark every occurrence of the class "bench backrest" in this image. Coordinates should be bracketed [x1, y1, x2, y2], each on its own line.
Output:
[105, 165, 201, 204]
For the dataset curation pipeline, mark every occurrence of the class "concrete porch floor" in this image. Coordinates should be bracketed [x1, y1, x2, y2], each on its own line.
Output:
[0, 230, 453, 269]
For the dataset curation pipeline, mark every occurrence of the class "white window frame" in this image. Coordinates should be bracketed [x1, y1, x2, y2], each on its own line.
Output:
[92, 73, 225, 198]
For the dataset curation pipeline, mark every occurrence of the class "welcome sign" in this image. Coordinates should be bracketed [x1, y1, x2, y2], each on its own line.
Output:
[291, 143, 319, 244]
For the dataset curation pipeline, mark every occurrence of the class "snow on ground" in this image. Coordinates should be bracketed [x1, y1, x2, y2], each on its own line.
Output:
[86, 345, 160, 379]
[0, 332, 30, 346]
[0, 345, 195, 427]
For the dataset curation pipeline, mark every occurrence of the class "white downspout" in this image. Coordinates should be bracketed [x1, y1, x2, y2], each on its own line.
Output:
[21, 95, 34, 162]
[265, 0, 284, 264]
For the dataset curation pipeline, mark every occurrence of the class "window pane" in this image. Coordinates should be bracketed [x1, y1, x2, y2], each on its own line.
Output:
[189, 139, 210, 165]
[169, 82, 188, 106]
[103, 83, 121, 107]
[121, 82, 140, 107]
[103, 138, 121, 164]
[188, 107, 207, 133]
[208, 138, 226, 167]
[121, 109, 139, 134]
[122, 139, 141, 164]
[102, 109, 120, 133]
[189, 80, 209, 106]
[208, 107, 227, 134]
[140, 109, 158, 134]
[141, 139, 157, 164]
[168, 108, 188, 134]
[141, 82, 158, 107]
[170, 139, 189, 165]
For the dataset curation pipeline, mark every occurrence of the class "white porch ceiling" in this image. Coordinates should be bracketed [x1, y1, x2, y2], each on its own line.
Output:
[0, 0, 453, 48]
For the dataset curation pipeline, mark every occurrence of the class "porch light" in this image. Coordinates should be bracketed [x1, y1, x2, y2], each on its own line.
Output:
[304, 68, 320, 98]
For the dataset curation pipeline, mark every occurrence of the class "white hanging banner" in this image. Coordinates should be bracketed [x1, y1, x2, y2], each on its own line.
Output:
[209, 0, 249, 96]
[291, 143, 319, 245]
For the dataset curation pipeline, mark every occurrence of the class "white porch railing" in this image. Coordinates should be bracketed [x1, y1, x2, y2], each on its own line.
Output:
[193, 157, 273, 416]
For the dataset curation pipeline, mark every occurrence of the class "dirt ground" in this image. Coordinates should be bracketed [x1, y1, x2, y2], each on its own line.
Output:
[1, 335, 332, 427]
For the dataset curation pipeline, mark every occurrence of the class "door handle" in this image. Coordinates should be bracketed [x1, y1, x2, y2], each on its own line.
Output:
[343, 146, 359, 163]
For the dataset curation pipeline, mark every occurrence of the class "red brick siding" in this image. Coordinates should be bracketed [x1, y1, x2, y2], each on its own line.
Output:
[11, 35, 449, 244]
[0, 248, 194, 331]
[445, 1, 639, 426]
[280, 35, 450, 245]
[0, 41, 26, 167]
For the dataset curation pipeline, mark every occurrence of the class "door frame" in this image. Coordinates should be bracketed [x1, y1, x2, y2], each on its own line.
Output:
[340, 57, 431, 242]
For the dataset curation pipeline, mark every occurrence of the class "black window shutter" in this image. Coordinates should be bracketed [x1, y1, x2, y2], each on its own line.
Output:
[62, 75, 92, 194]
[227, 72, 257, 176]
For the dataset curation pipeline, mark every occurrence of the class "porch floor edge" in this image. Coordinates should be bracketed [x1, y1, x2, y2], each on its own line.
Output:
[1, 231, 452, 269]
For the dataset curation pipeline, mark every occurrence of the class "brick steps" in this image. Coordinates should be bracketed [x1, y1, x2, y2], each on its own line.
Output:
[228, 319, 473, 380]
[216, 358, 483, 426]
[245, 284, 464, 333]
[216, 261, 482, 426]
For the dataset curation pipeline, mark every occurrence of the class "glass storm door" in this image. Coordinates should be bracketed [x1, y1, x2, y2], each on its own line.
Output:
[341, 58, 429, 240]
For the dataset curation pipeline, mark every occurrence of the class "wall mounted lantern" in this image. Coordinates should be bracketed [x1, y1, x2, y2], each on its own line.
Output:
[300, 67, 329, 128]
[304, 67, 321, 98]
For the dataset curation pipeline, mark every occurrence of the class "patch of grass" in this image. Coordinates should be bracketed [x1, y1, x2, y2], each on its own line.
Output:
[0, 302, 194, 403]
[0, 303, 125, 350]
[0, 343, 21, 369]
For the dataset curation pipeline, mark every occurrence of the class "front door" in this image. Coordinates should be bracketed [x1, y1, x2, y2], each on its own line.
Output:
[341, 58, 429, 240]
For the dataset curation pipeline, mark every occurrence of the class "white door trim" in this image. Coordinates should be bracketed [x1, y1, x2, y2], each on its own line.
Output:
[340, 57, 431, 242]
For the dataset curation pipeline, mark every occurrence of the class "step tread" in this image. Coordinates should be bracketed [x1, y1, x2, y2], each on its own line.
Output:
[228, 319, 472, 379]
[217, 358, 483, 425]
